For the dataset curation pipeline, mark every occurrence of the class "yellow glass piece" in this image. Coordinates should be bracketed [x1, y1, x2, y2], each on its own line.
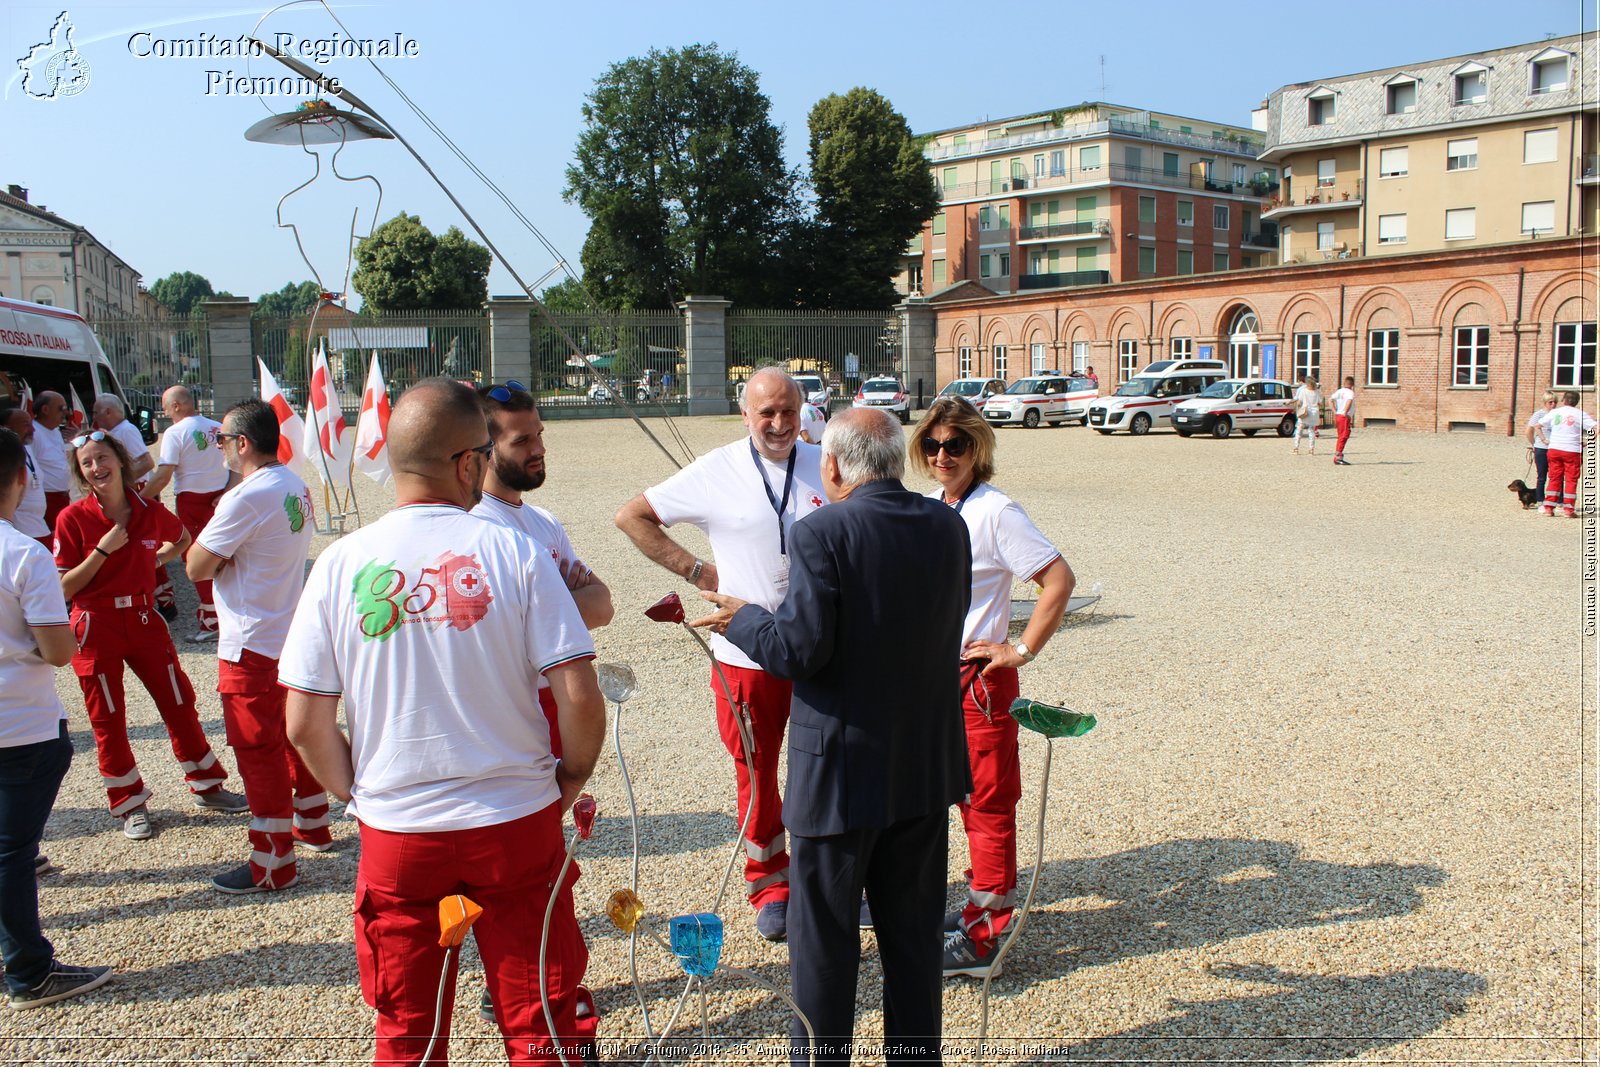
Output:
[607, 888, 645, 933]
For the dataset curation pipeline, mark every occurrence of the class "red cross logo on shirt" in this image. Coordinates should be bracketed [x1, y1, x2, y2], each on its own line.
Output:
[458, 571, 480, 592]
[809, 494, 823, 508]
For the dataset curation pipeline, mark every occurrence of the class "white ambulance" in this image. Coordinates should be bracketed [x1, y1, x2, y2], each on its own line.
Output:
[0, 296, 147, 436]
[1170, 378, 1298, 438]
[1086, 359, 1227, 435]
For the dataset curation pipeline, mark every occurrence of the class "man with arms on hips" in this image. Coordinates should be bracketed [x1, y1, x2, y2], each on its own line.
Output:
[0, 427, 113, 1010]
[615, 366, 827, 942]
[697, 408, 972, 1064]
[3, 407, 50, 547]
[283, 379, 606, 1065]
[92, 393, 172, 621]
[1329, 376, 1356, 467]
[30, 391, 72, 530]
[186, 399, 330, 895]
[144, 386, 231, 642]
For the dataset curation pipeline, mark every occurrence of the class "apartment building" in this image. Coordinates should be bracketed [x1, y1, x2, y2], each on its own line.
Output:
[0, 183, 144, 320]
[1258, 34, 1599, 264]
[898, 103, 1280, 310]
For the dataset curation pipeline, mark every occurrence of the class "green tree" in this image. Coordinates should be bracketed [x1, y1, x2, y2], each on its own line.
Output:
[256, 280, 322, 318]
[539, 276, 593, 313]
[351, 213, 491, 310]
[799, 88, 939, 308]
[149, 271, 215, 316]
[565, 44, 796, 309]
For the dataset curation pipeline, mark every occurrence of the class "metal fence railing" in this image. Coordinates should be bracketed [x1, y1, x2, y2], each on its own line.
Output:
[91, 312, 212, 414]
[727, 309, 904, 408]
[531, 310, 686, 410]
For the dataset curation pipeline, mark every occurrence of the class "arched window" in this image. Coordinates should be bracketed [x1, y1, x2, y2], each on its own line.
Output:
[1228, 307, 1260, 377]
[29, 286, 56, 307]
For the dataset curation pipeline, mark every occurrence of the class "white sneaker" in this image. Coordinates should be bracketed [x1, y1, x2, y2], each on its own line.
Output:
[186, 628, 219, 644]
[122, 807, 154, 840]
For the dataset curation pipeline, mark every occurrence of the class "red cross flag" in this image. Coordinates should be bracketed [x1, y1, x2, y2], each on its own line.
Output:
[19, 380, 33, 417]
[353, 351, 392, 486]
[302, 343, 352, 490]
[257, 359, 306, 466]
[67, 384, 88, 429]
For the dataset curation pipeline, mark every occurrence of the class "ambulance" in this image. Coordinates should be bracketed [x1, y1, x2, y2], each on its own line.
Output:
[1086, 359, 1227, 435]
[1170, 378, 1298, 438]
[0, 296, 150, 438]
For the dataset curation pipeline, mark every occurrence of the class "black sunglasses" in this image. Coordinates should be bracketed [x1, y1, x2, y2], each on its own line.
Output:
[920, 435, 971, 458]
[69, 430, 108, 449]
[450, 441, 494, 462]
[486, 379, 528, 403]
[214, 432, 243, 444]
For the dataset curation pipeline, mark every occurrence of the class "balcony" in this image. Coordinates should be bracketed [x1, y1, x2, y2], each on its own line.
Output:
[925, 113, 1265, 162]
[1018, 270, 1111, 291]
[1262, 181, 1364, 219]
[1018, 219, 1111, 241]
[1580, 154, 1600, 186]
[1241, 222, 1279, 249]
[938, 162, 1276, 203]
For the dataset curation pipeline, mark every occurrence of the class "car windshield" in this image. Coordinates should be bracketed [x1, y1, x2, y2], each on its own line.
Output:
[1005, 378, 1053, 395]
[1114, 378, 1159, 397]
[1067, 377, 1094, 391]
[794, 377, 823, 392]
[943, 381, 982, 396]
[1200, 380, 1244, 399]
[863, 380, 901, 394]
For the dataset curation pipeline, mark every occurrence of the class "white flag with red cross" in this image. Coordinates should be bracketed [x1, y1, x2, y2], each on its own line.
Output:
[302, 343, 353, 491]
[67, 384, 88, 429]
[353, 351, 392, 486]
[257, 359, 306, 467]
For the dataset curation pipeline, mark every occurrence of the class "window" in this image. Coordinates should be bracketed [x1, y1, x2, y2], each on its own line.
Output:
[1293, 333, 1322, 381]
[1079, 145, 1102, 170]
[1029, 251, 1044, 274]
[1532, 55, 1569, 94]
[952, 133, 968, 154]
[1368, 330, 1400, 385]
[1309, 94, 1335, 125]
[1378, 214, 1407, 244]
[1071, 341, 1089, 373]
[1454, 70, 1487, 105]
[1138, 196, 1157, 223]
[1118, 339, 1138, 381]
[1032, 155, 1046, 179]
[1049, 150, 1065, 176]
[1212, 252, 1229, 272]
[1163, 152, 1179, 177]
[1233, 163, 1247, 185]
[1386, 80, 1417, 115]
[1524, 128, 1558, 164]
[942, 166, 958, 189]
[993, 345, 1008, 379]
[1379, 146, 1409, 177]
[932, 212, 946, 236]
[1453, 326, 1489, 386]
[1138, 246, 1156, 274]
[1075, 246, 1097, 273]
[978, 206, 993, 230]
[1554, 322, 1597, 388]
[932, 259, 947, 286]
[1317, 221, 1335, 250]
[906, 264, 922, 292]
[1213, 204, 1229, 230]
[1444, 208, 1476, 240]
[958, 345, 972, 378]
[1446, 138, 1478, 170]
[1125, 146, 1142, 170]
[998, 253, 1010, 276]
[997, 205, 1010, 229]
[1521, 200, 1555, 234]
[1177, 200, 1194, 226]
[1317, 158, 1336, 186]
[1030, 342, 1048, 373]
[1171, 337, 1193, 359]
[980, 254, 992, 278]
[1177, 250, 1193, 274]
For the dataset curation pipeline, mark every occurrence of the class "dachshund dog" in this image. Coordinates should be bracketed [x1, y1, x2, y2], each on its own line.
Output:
[1508, 480, 1541, 508]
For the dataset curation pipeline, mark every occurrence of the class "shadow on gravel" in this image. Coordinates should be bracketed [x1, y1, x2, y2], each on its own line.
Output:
[123, 938, 360, 996]
[1002, 963, 1486, 1065]
[69, 719, 230, 747]
[579, 810, 740, 860]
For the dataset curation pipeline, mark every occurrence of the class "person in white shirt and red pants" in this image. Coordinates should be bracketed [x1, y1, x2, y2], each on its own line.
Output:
[1538, 391, 1597, 518]
[1330, 377, 1356, 466]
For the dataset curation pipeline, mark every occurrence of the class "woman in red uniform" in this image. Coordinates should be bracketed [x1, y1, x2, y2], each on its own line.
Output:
[54, 430, 245, 840]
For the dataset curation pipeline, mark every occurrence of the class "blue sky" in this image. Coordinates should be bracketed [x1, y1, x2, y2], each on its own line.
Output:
[0, 0, 1588, 307]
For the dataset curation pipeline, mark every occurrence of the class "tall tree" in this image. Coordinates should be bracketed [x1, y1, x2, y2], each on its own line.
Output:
[351, 213, 491, 311]
[256, 280, 322, 318]
[565, 44, 796, 309]
[149, 271, 215, 316]
[800, 88, 939, 308]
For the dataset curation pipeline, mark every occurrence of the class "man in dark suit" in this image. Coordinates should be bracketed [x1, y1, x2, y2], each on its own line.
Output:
[698, 407, 972, 1064]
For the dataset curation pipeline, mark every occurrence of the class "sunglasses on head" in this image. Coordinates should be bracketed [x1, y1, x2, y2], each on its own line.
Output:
[920, 435, 970, 458]
[486, 379, 528, 403]
[69, 430, 108, 449]
[449, 441, 494, 462]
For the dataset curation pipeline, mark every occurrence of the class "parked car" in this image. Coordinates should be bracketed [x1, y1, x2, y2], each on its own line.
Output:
[792, 374, 830, 414]
[983, 372, 1099, 428]
[587, 381, 613, 402]
[852, 375, 911, 423]
[1087, 360, 1226, 435]
[1171, 378, 1298, 438]
[938, 377, 1008, 410]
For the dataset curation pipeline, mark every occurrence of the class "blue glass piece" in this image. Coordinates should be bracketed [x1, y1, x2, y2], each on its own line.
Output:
[1009, 698, 1096, 738]
[668, 913, 724, 977]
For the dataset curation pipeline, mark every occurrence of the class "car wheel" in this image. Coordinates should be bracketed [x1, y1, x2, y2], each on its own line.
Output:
[1129, 413, 1152, 436]
[1212, 416, 1232, 439]
[1241, 428, 1258, 437]
[1079, 415, 1090, 426]
[1277, 415, 1295, 437]
[1096, 429, 1113, 436]
[1023, 409, 1041, 428]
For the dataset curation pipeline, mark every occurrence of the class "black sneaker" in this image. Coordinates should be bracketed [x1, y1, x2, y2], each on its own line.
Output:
[755, 900, 788, 942]
[479, 987, 496, 1024]
[211, 863, 297, 895]
[942, 928, 1000, 979]
[944, 909, 964, 933]
[10, 962, 113, 1009]
[34, 854, 56, 877]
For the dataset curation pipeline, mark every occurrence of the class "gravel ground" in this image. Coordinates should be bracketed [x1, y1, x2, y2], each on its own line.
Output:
[8, 414, 1594, 1065]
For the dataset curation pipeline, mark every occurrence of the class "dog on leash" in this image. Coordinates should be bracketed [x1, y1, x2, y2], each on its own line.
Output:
[1508, 480, 1541, 508]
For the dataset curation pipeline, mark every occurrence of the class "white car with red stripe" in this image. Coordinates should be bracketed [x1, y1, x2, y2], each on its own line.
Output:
[983, 372, 1099, 428]
[1171, 378, 1298, 439]
[1087, 360, 1226, 435]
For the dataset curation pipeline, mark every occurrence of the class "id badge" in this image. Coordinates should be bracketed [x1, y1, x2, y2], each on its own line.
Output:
[773, 554, 790, 595]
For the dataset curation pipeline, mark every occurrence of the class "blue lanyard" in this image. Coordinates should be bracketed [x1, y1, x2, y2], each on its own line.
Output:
[750, 440, 797, 556]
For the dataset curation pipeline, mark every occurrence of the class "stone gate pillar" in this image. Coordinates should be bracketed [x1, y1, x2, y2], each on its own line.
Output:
[204, 297, 257, 413]
[678, 295, 731, 416]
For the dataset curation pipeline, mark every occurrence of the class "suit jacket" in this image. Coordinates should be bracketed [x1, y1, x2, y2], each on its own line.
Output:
[725, 478, 973, 837]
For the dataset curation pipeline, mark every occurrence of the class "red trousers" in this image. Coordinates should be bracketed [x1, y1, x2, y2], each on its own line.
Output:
[710, 663, 791, 908]
[177, 489, 225, 630]
[1546, 448, 1581, 514]
[219, 650, 331, 888]
[70, 600, 229, 815]
[44, 491, 69, 533]
[1334, 414, 1352, 458]
[355, 804, 588, 1066]
[958, 663, 1022, 948]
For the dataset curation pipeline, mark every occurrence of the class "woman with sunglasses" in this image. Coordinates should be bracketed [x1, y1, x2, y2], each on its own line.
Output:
[908, 396, 1075, 979]
[1525, 390, 1558, 504]
[53, 430, 244, 840]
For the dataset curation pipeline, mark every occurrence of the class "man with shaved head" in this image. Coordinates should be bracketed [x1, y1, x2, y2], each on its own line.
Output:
[2, 407, 49, 547]
[282, 378, 605, 1064]
[144, 386, 230, 641]
[615, 365, 827, 942]
[30, 391, 71, 530]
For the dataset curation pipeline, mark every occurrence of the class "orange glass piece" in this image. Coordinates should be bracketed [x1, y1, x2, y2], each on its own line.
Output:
[437, 894, 483, 948]
[606, 888, 645, 933]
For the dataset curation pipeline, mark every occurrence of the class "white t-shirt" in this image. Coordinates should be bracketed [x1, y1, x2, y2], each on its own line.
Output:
[196, 464, 316, 661]
[1540, 406, 1598, 453]
[644, 438, 827, 668]
[1330, 387, 1355, 418]
[930, 482, 1061, 648]
[13, 446, 48, 538]
[158, 414, 229, 494]
[1295, 386, 1322, 416]
[278, 503, 594, 833]
[800, 403, 826, 443]
[31, 421, 69, 493]
[473, 491, 581, 693]
[1527, 410, 1550, 449]
[107, 418, 149, 461]
[0, 519, 68, 747]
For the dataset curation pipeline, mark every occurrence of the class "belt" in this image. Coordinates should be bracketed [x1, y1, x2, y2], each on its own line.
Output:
[75, 593, 153, 610]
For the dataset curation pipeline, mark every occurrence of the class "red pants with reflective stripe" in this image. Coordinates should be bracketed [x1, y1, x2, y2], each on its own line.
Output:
[710, 663, 791, 908]
[219, 650, 330, 887]
[958, 663, 1021, 948]
[1546, 448, 1581, 514]
[1334, 414, 1352, 458]
[355, 804, 588, 1066]
[70, 604, 228, 815]
[44, 491, 69, 533]
[177, 489, 225, 630]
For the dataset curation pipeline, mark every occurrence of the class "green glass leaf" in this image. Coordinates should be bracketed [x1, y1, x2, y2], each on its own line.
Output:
[1009, 698, 1096, 738]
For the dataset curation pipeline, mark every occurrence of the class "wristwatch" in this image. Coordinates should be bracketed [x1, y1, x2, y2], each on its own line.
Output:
[688, 558, 704, 585]
[1014, 641, 1036, 664]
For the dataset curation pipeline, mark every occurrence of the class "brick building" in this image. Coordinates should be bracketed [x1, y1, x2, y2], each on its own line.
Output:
[925, 236, 1594, 434]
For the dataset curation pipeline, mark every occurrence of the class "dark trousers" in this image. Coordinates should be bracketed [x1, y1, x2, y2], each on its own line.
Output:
[788, 809, 948, 1065]
[1534, 447, 1549, 502]
[0, 722, 72, 994]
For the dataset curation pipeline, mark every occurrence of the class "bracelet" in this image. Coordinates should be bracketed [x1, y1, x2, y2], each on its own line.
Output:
[688, 558, 704, 584]
[93, 546, 111, 558]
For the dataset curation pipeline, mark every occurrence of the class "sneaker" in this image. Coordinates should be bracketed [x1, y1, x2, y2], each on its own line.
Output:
[944, 909, 964, 933]
[479, 987, 496, 1024]
[9, 962, 113, 1009]
[294, 834, 335, 853]
[755, 900, 788, 942]
[193, 788, 249, 813]
[157, 604, 180, 623]
[859, 897, 873, 929]
[1541, 507, 1555, 517]
[1290, 448, 1299, 455]
[34, 854, 56, 877]
[212, 863, 297, 895]
[185, 628, 219, 644]
[942, 928, 1000, 979]
[122, 807, 154, 840]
